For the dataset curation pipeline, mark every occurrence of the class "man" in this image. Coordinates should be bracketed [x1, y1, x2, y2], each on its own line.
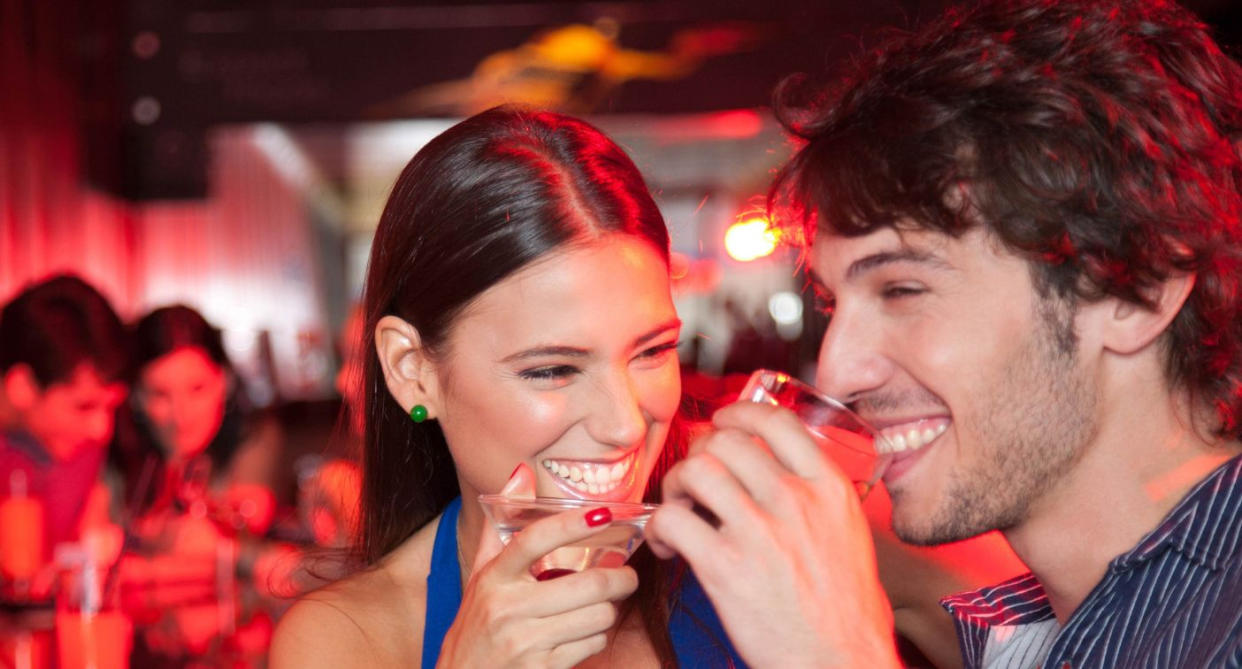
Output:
[647, 0, 1242, 666]
[0, 275, 128, 566]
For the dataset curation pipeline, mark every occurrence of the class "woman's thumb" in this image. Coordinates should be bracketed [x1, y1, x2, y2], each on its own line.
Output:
[473, 463, 536, 573]
[499, 462, 536, 499]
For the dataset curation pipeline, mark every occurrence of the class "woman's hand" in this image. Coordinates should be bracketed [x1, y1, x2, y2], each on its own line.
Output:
[646, 401, 901, 669]
[437, 466, 638, 668]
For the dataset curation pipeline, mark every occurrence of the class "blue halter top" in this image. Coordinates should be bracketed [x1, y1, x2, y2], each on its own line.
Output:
[421, 497, 746, 668]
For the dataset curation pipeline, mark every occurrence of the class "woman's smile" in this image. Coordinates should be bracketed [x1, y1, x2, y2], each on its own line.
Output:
[540, 446, 642, 501]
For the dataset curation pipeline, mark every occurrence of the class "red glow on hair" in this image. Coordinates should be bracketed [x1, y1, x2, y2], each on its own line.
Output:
[1041, 232, 1077, 264]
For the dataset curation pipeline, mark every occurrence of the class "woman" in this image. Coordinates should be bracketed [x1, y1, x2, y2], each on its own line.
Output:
[111, 305, 283, 665]
[113, 305, 281, 529]
[270, 107, 742, 668]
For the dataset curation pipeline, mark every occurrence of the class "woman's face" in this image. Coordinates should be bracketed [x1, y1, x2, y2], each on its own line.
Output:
[138, 346, 229, 459]
[432, 235, 681, 503]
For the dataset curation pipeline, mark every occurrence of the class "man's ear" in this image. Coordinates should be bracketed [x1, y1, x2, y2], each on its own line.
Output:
[374, 315, 442, 420]
[1099, 273, 1195, 355]
[2, 364, 42, 411]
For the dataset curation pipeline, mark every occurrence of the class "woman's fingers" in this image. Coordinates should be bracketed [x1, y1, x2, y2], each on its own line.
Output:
[545, 632, 610, 669]
[519, 567, 638, 618]
[499, 462, 537, 499]
[484, 505, 613, 578]
[473, 463, 539, 572]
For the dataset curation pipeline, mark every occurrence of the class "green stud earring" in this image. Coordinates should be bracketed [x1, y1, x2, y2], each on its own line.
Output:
[410, 404, 429, 423]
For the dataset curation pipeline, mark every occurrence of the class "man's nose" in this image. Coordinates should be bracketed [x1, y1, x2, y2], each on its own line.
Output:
[815, 303, 892, 403]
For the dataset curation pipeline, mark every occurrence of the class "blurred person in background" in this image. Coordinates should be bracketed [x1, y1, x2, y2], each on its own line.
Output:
[0, 274, 128, 601]
[111, 304, 284, 667]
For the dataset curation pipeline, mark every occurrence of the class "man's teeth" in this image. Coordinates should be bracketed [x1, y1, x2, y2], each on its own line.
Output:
[877, 421, 949, 453]
[541, 457, 631, 494]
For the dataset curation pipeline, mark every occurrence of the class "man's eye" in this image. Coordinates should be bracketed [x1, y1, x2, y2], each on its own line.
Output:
[883, 285, 925, 299]
[638, 342, 679, 359]
[519, 365, 579, 380]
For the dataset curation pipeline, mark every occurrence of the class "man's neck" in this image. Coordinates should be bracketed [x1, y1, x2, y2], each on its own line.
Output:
[1004, 389, 1241, 624]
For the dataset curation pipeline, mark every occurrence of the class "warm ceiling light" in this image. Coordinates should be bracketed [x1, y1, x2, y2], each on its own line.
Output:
[724, 217, 777, 262]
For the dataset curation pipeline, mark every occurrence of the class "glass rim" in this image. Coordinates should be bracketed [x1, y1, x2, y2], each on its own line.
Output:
[477, 494, 660, 513]
[742, 369, 877, 433]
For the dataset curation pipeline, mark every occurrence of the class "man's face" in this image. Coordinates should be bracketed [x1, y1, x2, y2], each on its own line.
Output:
[809, 224, 1097, 544]
[22, 364, 127, 461]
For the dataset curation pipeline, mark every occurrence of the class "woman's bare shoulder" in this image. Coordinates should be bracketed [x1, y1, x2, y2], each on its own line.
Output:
[270, 579, 383, 668]
[271, 523, 442, 667]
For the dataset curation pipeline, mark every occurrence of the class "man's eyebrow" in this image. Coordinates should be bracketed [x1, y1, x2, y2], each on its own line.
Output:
[845, 248, 951, 281]
[632, 319, 682, 347]
[500, 319, 681, 364]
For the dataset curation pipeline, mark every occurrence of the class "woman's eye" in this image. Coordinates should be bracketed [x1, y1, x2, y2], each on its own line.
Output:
[519, 365, 579, 381]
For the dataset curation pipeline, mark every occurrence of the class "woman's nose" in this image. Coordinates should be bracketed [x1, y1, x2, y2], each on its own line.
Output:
[584, 370, 647, 448]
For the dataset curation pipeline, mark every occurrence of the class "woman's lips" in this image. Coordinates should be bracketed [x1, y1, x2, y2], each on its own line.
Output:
[540, 449, 638, 500]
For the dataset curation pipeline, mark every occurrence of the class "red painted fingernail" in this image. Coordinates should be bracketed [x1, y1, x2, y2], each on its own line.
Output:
[509, 463, 523, 479]
[585, 507, 612, 527]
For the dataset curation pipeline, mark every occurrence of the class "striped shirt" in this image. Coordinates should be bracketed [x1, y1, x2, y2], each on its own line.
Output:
[941, 454, 1242, 669]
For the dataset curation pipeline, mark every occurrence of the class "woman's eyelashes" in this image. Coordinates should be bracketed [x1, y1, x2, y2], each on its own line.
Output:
[518, 364, 580, 381]
[516, 342, 678, 382]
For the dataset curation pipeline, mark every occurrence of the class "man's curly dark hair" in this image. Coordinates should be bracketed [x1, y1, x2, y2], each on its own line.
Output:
[772, 0, 1242, 438]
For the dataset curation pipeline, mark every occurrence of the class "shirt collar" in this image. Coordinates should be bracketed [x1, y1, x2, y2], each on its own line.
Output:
[941, 453, 1242, 627]
[1112, 452, 1242, 571]
[941, 572, 1055, 627]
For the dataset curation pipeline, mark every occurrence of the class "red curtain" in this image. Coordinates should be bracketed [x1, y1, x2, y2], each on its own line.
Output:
[0, 0, 140, 312]
[0, 0, 335, 399]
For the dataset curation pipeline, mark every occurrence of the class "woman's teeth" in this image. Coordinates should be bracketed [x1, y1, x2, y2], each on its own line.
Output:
[541, 456, 631, 495]
[878, 421, 949, 454]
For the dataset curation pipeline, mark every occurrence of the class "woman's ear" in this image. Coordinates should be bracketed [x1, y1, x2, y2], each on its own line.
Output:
[374, 315, 441, 420]
[1100, 273, 1195, 355]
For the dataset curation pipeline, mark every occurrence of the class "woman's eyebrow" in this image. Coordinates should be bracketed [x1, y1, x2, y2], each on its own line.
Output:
[501, 345, 589, 363]
[500, 319, 681, 363]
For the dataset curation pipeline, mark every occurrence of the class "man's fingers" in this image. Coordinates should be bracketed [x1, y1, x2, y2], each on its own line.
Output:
[646, 502, 740, 582]
[714, 401, 839, 482]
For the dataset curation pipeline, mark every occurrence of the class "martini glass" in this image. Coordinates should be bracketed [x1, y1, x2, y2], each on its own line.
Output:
[740, 369, 893, 498]
[477, 495, 658, 580]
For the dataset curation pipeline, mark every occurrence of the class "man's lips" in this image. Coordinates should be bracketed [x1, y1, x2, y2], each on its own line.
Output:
[874, 417, 951, 455]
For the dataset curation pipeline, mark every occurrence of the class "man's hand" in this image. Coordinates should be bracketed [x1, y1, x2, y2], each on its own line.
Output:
[647, 401, 901, 668]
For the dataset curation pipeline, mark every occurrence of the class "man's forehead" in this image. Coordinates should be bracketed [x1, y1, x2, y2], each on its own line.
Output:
[810, 226, 945, 273]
